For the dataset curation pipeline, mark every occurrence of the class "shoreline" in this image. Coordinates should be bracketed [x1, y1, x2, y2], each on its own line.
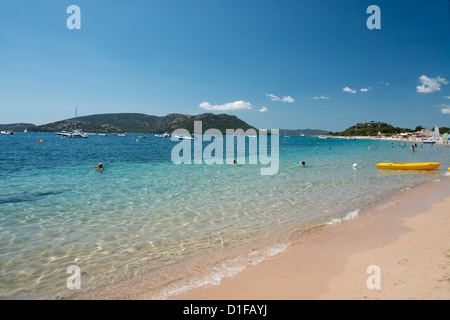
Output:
[327, 135, 448, 145]
[69, 167, 450, 300]
[171, 176, 450, 300]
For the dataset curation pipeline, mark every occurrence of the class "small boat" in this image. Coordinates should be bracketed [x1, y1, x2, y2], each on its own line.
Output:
[173, 135, 196, 140]
[1, 130, 14, 135]
[376, 163, 440, 170]
[68, 129, 89, 138]
[155, 132, 171, 138]
[98, 133, 108, 136]
[60, 107, 89, 138]
[117, 133, 127, 137]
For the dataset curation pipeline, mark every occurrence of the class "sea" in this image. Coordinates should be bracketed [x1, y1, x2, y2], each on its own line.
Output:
[0, 132, 448, 299]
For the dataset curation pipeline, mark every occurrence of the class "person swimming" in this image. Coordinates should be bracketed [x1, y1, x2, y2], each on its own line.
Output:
[93, 163, 104, 171]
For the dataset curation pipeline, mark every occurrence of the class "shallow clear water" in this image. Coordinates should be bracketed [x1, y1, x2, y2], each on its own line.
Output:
[0, 133, 448, 299]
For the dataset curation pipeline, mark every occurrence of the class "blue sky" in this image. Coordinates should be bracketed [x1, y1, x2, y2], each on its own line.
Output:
[0, 0, 449, 131]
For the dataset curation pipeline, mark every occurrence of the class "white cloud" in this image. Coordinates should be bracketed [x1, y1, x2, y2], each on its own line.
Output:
[343, 87, 356, 94]
[258, 106, 268, 112]
[360, 87, 371, 92]
[416, 75, 448, 93]
[311, 95, 330, 100]
[266, 93, 295, 103]
[199, 100, 253, 111]
[437, 104, 450, 114]
[282, 96, 295, 103]
[381, 81, 390, 86]
[444, 96, 450, 99]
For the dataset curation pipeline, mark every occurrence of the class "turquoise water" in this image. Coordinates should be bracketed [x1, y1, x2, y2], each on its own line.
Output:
[0, 133, 449, 299]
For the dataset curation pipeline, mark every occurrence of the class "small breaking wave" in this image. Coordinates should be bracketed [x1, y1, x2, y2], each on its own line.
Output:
[401, 185, 413, 192]
[325, 209, 360, 225]
[151, 243, 289, 300]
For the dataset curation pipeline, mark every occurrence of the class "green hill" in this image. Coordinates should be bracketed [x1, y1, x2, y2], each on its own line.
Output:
[0, 123, 36, 131]
[329, 121, 413, 136]
[28, 113, 256, 134]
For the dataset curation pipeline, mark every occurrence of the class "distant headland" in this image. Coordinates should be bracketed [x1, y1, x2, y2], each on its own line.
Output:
[0, 113, 330, 136]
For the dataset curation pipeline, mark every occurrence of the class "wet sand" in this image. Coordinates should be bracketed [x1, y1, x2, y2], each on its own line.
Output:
[173, 177, 450, 300]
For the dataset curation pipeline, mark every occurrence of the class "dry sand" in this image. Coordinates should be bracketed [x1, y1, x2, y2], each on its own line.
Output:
[173, 178, 450, 300]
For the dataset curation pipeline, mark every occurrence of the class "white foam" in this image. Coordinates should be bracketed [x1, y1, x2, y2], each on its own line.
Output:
[326, 218, 342, 225]
[400, 185, 413, 192]
[151, 243, 289, 300]
[326, 209, 360, 225]
[343, 209, 360, 221]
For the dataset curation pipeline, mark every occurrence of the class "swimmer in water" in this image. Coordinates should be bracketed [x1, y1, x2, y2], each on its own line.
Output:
[93, 163, 104, 171]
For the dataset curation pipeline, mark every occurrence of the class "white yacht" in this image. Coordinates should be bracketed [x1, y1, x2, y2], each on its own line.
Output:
[173, 135, 196, 140]
[155, 132, 171, 138]
[59, 107, 89, 138]
[69, 129, 89, 138]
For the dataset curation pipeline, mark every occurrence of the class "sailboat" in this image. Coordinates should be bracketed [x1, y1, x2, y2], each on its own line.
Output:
[59, 107, 89, 138]
[423, 126, 440, 145]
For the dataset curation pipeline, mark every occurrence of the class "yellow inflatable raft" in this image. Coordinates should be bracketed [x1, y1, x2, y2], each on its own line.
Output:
[376, 163, 440, 170]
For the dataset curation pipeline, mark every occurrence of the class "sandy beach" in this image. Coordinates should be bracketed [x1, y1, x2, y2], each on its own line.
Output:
[173, 177, 450, 300]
